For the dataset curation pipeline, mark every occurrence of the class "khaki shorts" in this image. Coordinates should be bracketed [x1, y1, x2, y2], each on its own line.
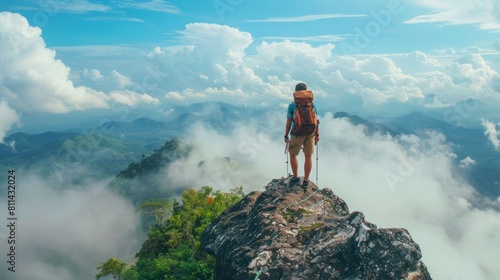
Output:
[288, 134, 315, 156]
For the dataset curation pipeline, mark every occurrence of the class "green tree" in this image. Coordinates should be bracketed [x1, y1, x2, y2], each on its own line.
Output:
[105, 186, 244, 280]
[96, 258, 127, 280]
[137, 199, 172, 228]
[116, 138, 190, 180]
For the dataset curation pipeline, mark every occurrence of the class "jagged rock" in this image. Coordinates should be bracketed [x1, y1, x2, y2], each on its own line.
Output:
[201, 177, 432, 280]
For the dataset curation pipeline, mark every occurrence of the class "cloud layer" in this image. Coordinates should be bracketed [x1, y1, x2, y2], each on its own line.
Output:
[164, 114, 500, 280]
[0, 174, 144, 280]
[145, 22, 500, 110]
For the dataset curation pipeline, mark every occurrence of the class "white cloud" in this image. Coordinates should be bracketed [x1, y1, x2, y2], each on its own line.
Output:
[429, 54, 498, 102]
[54, 45, 142, 58]
[0, 12, 160, 136]
[165, 87, 249, 105]
[405, 0, 500, 30]
[422, 94, 452, 108]
[151, 23, 277, 104]
[364, 52, 500, 106]
[75, 64, 163, 107]
[481, 119, 500, 150]
[0, 12, 109, 114]
[178, 23, 253, 62]
[164, 114, 500, 280]
[459, 156, 477, 168]
[165, 91, 186, 101]
[0, 174, 144, 280]
[85, 16, 145, 23]
[164, 88, 209, 102]
[260, 35, 347, 43]
[47, 0, 180, 15]
[254, 40, 334, 71]
[82, 68, 104, 82]
[58, 0, 112, 13]
[329, 55, 423, 105]
[82, 69, 134, 90]
[118, 0, 180, 14]
[0, 101, 21, 143]
[109, 89, 160, 106]
[246, 13, 366, 23]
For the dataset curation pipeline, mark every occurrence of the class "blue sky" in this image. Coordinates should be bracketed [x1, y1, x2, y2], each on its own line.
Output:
[1, 0, 500, 134]
[6, 0, 498, 52]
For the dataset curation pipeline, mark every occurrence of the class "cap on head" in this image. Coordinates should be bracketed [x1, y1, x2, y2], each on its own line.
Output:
[295, 82, 307, 91]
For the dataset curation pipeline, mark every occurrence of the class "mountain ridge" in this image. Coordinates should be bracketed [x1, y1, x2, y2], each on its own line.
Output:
[333, 111, 397, 136]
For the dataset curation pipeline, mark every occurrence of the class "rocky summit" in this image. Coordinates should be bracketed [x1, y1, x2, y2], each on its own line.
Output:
[201, 177, 433, 280]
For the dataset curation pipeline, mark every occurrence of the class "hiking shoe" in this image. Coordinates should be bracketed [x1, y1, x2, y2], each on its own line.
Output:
[301, 179, 309, 191]
[289, 177, 300, 186]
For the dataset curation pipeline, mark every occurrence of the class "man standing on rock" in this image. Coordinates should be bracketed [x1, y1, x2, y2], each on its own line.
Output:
[284, 82, 320, 188]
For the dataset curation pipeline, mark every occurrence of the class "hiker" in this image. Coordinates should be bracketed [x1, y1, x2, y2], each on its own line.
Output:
[284, 82, 320, 187]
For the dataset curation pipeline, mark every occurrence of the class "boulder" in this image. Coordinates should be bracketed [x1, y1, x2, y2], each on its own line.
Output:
[201, 177, 432, 280]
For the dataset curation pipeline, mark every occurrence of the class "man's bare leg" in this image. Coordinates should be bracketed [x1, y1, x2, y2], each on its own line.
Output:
[290, 154, 299, 178]
[304, 154, 313, 181]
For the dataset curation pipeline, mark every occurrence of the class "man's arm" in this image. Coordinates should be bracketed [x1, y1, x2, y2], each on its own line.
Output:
[284, 118, 292, 143]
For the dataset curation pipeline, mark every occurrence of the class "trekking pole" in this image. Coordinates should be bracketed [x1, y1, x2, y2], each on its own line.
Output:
[315, 140, 319, 186]
[285, 142, 289, 177]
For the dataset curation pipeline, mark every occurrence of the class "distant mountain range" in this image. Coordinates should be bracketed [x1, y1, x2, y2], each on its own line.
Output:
[91, 101, 266, 143]
[1, 101, 499, 197]
[359, 98, 500, 129]
[0, 102, 265, 181]
[333, 112, 398, 136]
[0, 131, 142, 181]
[336, 111, 500, 197]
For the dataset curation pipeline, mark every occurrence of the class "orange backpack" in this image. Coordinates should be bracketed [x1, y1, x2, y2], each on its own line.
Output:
[292, 90, 317, 135]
